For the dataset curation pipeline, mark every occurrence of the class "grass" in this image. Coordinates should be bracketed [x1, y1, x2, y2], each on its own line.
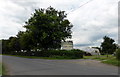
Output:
[0, 63, 2, 75]
[2, 64, 6, 75]
[84, 55, 120, 66]
[84, 55, 113, 60]
[102, 58, 120, 66]
[0, 63, 6, 76]
[0, 63, 7, 75]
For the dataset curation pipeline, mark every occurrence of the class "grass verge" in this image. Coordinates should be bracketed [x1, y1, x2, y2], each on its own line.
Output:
[0, 63, 6, 75]
[84, 55, 120, 66]
[2, 64, 6, 75]
[102, 58, 120, 66]
[0, 63, 2, 75]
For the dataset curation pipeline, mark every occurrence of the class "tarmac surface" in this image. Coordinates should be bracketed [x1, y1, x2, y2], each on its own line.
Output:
[2, 55, 118, 75]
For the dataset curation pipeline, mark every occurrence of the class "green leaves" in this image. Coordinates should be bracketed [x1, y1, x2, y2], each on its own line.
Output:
[101, 36, 117, 54]
[2, 7, 73, 55]
[24, 6, 73, 50]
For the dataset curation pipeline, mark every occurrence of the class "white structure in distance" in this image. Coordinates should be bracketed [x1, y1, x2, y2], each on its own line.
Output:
[61, 41, 73, 50]
[61, 41, 100, 56]
[80, 47, 101, 56]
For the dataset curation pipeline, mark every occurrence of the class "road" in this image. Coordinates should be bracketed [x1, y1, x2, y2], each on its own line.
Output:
[2, 55, 118, 75]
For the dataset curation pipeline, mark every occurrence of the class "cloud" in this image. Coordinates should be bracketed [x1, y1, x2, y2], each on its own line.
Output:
[67, 0, 118, 47]
[0, 0, 118, 47]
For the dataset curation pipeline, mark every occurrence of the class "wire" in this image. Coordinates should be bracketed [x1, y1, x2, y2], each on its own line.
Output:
[67, 0, 93, 14]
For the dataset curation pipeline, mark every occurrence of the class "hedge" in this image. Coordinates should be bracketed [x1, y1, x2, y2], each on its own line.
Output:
[9, 49, 84, 59]
[34, 49, 83, 58]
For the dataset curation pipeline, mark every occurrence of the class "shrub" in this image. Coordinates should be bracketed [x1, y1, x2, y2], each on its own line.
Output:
[116, 49, 120, 60]
[34, 49, 83, 59]
[10, 49, 84, 59]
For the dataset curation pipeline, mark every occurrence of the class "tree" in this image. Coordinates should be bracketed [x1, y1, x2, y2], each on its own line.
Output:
[19, 31, 34, 51]
[101, 36, 117, 56]
[2, 39, 10, 54]
[8, 37, 21, 54]
[24, 6, 73, 50]
[2, 36, 21, 54]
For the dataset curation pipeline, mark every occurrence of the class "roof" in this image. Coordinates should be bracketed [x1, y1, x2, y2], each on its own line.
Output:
[81, 47, 99, 53]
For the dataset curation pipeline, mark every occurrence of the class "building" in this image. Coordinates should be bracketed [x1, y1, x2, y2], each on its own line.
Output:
[117, 44, 120, 48]
[81, 47, 101, 56]
[61, 41, 73, 50]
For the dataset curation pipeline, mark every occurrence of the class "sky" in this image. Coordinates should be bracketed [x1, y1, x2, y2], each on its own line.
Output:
[0, 0, 119, 48]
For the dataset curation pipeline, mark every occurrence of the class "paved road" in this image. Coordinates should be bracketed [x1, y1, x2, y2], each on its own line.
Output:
[2, 55, 118, 75]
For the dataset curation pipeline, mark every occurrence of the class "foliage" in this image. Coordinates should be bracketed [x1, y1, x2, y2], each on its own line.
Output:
[8, 37, 21, 52]
[19, 32, 34, 51]
[8, 49, 83, 59]
[36, 49, 83, 59]
[2, 37, 21, 54]
[2, 7, 73, 56]
[101, 36, 117, 55]
[116, 48, 120, 60]
[24, 6, 73, 50]
[2, 39, 10, 54]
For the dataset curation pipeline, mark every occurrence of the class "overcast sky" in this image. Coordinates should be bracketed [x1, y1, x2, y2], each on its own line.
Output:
[0, 0, 118, 47]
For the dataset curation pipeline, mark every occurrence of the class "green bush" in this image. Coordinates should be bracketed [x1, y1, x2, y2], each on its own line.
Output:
[116, 49, 120, 60]
[9, 49, 84, 59]
[34, 49, 83, 58]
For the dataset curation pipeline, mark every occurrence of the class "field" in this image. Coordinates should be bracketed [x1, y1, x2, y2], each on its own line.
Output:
[84, 55, 120, 66]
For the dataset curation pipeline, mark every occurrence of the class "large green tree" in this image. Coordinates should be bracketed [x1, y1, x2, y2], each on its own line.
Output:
[24, 6, 73, 50]
[101, 36, 117, 55]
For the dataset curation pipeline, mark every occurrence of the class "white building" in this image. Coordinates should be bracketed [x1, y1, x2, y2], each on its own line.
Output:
[81, 47, 101, 56]
[61, 41, 73, 50]
[117, 44, 120, 48]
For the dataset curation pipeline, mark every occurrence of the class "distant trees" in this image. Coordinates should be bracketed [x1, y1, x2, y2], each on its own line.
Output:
[2, 37, 20, 54]
[9, 37, 20, 54]
[2, 39, 10, 54]
[101, 36, 117, 55]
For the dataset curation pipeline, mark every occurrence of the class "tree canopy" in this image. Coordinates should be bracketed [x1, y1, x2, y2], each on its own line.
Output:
[101, 36, 117, 54]
[23, 6, 73, 50]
